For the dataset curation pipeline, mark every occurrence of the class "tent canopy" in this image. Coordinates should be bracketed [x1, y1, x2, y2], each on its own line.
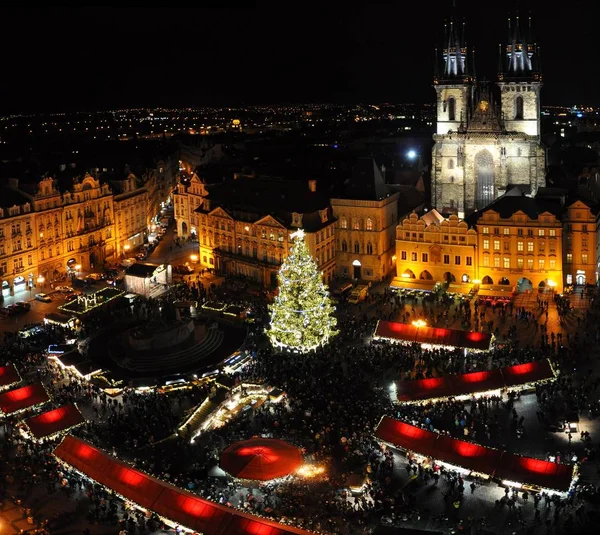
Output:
[375, 417, 573, 491]
[54, 436, 315, 535]
[395, 359, 555, 402]
[0, 364, 21, 389]
[374, 320, 492, 351]
[220, 438, 304, 481]
[25, 404, 85, 440]
[0, 383, 50, 415]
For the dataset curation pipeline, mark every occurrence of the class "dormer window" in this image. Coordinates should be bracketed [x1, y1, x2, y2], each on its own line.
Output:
[291, 212, 302, 227]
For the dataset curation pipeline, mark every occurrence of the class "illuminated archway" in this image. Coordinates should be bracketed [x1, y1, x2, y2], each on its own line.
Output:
[482, 275, 493, 285]
[419, 270, 433, 280]
[402, 269, 416, 279]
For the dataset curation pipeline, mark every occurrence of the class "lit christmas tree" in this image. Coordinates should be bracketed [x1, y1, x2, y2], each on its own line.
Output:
[267, 229, 338, 353]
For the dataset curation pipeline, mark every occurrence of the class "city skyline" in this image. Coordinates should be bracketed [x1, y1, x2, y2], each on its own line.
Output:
[2, 2, 598, 114]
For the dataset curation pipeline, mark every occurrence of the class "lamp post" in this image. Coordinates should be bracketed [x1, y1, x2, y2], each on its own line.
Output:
[37, 275, 45, 292]
[412, 319, 427, 342]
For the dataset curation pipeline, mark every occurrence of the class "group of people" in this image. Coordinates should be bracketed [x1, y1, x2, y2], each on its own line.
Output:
[2, 277, 600, 535]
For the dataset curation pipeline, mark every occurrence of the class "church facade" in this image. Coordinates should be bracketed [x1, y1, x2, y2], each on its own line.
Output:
[431, 15, 546, 216]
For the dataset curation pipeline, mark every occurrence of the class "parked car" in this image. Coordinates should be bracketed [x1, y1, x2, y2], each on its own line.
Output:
[55, 285, 74, 293]
[85, 273, 104, 281]
[15, 301, 31, 312]
[35, 293, 52, 303]
[174, 264, 194, 274]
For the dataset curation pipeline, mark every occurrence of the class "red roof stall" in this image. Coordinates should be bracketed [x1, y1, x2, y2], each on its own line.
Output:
[500, 360, 555, 388]
[0, 364, 21, 390]
[24, 404, 85, 440]
[395, 359, 556, 403]
[374, 417, 574, 492]
[374, 320, 492, 351]
[495, 453, 574, 492]
[435, 435, 503, 475]
[54, 436, 316, 535]
[220, 438, 304, 481]
[374, 417, 439, 458]
[0, 383, 50, 415]
[396, 370, 505, 402]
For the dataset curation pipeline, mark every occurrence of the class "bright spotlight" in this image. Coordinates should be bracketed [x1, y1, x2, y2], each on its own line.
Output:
[407, 150, 417, 160]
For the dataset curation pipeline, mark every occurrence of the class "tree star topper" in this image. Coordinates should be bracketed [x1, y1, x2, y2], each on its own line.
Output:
[290, 228, 305, 240]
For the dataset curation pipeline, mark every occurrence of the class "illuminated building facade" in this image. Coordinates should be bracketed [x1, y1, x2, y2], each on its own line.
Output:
[563, 199, 596, 286]
[432, 14, 545, 215]
[112, 174, 149, 257]
[331, 159, 399, 281]
[395, 210, 477, 285]
[467, 190, 563, 292]
[0, 185, 37, 297]
[174, 172, 206, 239]
[194, 177, 336, 286]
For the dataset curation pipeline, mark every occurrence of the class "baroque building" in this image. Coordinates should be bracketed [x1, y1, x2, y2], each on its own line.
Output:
[193, 176, 336, 287]
[432, 14, 546, 216]
[331, 158, 399, 282]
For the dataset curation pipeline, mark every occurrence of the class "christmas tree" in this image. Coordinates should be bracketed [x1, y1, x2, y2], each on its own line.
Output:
[267, 229, 338, 352]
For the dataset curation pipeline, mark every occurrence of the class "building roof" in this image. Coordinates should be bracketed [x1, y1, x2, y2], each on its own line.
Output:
[343, 157, 390, 201]
[466, 189, 563, 225]
[0, 185, 31, 209]
[125, 263, 162, 278]
[198, 177, 334, 232]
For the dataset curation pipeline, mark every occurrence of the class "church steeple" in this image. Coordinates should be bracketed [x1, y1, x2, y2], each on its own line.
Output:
[499, 12, 541, 82]
[434, 13, 473, 85]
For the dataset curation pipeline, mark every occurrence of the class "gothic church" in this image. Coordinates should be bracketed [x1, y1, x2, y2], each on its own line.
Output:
[431, 13, 546, 216]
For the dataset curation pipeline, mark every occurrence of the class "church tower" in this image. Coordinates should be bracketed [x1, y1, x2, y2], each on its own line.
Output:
[433, 16, 474, 135]
[431, 9, 546, 217]
[498, 14, 542, 138]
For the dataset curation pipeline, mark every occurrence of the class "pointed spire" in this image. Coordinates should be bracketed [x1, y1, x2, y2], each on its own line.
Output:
[499, 11, 540, 81]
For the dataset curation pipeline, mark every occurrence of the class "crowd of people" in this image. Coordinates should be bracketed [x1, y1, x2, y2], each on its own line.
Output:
[2, 277, 600, 535]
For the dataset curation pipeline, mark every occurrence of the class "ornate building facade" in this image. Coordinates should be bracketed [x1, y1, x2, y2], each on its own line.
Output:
[432, 15, 546, 216]
[395, 211, 477, 286]
[112, 174, 149, 257]
[331, 159, 399, 282]
[194, 177, 336, 287]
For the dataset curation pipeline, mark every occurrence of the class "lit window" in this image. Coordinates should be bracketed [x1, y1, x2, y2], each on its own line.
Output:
[566, 253, 572, 263]
[483, 239, 490, 250]
[527, 258, 534, 269]
[503, 228, 510, 235]
[527, 242, 534, 252]
[482, 227, 489, 234]
[517, 258, 523, 269]
[494, 257, 500, 267]
[549, 229, 556, 237]
[539, 259, 545, 269]
[503, 257, 510, 268]
[483, 256, 490, 267]
[493, 240, 500, 251]
[582, 254, 588, 264]
[366, 218, 373, 231]
[340, 217, 348, 229]
[549, 259, 556, 270]
[538, 229, 545, 237]
[517, 241, 524, 251]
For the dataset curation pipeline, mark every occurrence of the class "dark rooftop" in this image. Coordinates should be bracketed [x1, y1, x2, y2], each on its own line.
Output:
[125, 263, 163, 278]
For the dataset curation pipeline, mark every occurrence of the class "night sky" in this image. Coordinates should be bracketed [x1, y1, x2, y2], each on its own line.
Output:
[1, 1, 597, 113]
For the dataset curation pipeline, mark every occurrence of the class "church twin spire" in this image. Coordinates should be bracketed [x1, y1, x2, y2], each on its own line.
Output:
[498, 13, 542, 82]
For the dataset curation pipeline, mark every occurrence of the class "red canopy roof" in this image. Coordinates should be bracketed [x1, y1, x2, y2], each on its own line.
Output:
[396, 359, 555, 402]
[495, 452, 574, 491]
[0, 364, 21, 389]
[375, 320, 492, 351]
[501, 360, 555, 387]
[54, 436, 315, 535]
[25, 404, 85, 440]
[220, 438, 303, 481]
[375, 417, 573, 491]
[0, 383, 50, 415]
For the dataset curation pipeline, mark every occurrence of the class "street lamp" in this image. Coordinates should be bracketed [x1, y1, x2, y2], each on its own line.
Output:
[190, 254, 198, 264]
[412, 319, 427, 328]
[37, 275, 45, 291]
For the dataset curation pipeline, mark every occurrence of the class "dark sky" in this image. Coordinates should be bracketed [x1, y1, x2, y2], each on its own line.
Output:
[1, 1, 597, 113]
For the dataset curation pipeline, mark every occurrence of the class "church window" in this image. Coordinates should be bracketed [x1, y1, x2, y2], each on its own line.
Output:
[366, 242, 373, 254]
[340, 217, 348, 229]
[341, 240, 347, 252]
[448, 97, 456, 121]
[366, 217, 373, 231]
[515, 96, 524, 120]
[448, 159, 455, 170]
[354, 241, 360, 254]
[352, 218, 360, 230]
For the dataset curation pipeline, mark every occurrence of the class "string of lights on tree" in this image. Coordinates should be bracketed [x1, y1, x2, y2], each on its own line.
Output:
[267, 229, 338, 353]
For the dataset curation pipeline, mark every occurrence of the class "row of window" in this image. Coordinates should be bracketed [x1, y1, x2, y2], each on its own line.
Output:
[339, 217, 375, 231]
[341, 241, 375, 255]
[404, 231, 468, 242]
[401, 250, 473, 266]
[566, 253, 589, 264]
[482, 227, 558, 236]
[481, 257, 557, 269]
[483, 239, 563, 252]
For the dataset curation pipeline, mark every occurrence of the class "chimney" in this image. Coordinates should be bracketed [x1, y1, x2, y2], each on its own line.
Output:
[308, 179, 317, 192]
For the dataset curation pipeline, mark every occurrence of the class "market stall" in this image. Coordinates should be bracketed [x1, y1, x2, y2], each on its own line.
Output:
[374, 320, 492, 351]
[375, 417, 575, 492]
[220, 438, 304, 481]
[394, 359, 556, 403]
[0, 383, 50, 416]
[0, 363, 21, 391]
[54, 435, 316, 535]
[24, 404, 85, 441]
